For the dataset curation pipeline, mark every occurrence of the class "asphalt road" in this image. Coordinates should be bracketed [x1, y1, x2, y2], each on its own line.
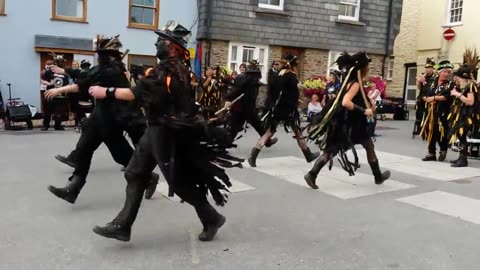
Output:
[1, 119, 480, 270]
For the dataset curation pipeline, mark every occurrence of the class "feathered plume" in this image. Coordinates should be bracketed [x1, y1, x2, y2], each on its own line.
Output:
[463, 48, 480, 71]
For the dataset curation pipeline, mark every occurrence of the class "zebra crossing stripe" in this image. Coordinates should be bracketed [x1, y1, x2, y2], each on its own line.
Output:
[249, 156, 415, 199]
[396, 191, 480, 225]
[154, 178, 256, 202]
[354, 149, 480, 181]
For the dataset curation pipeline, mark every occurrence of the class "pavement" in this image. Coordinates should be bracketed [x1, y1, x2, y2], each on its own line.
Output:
[2, 119, 480, 270]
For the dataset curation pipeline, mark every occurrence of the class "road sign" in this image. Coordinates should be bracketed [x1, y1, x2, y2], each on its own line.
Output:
[443, 28, 455, 41]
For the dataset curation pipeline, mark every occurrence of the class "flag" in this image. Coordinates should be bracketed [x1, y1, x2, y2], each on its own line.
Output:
[194, 42, 202, 79]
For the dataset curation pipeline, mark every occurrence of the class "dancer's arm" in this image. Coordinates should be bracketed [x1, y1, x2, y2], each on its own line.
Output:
[44, 84, 80, 100]
[342, 82, 373, 117]
[88, 86, 135, 101]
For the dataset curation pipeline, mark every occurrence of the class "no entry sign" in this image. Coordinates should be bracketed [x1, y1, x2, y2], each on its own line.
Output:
[443, 28, 455, 41]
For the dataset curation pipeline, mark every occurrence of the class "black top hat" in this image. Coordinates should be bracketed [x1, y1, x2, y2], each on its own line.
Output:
[155, 21, 191, 51]
[425, 58, 436, 68]
[95, 35, 123, 54]
[351, 52, 372, 68]
[80, 59, 91, 68]
[453, 64, 473, 79]
[437, 60, 454, 71]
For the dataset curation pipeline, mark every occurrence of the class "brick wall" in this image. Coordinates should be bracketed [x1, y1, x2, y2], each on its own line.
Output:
[301, 48, 329, 80]
[200, 40, 229, 69]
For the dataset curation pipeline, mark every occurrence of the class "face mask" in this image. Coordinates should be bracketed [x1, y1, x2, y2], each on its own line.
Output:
[155, 38, 170, 60]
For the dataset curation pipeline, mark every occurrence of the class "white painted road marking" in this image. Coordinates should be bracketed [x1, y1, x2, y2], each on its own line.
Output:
[154, 178, 256, 202]
[397, 191, 480, 225]
[354, 149, 480, 181]
[250, 156, 415, 199]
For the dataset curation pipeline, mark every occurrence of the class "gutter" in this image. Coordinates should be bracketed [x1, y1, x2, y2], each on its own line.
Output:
[382, 0, 394, 77]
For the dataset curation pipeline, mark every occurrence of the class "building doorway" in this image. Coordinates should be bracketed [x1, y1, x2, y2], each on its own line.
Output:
[404, 65, 418, 105]
[281, 47, 304, 78]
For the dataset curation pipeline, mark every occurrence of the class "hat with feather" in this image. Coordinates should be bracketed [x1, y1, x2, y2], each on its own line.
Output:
[425, 58, 436, 68]
[453, 48, 480, 79]
[155, 20, 191, 51]
[94, 34, 123, 54]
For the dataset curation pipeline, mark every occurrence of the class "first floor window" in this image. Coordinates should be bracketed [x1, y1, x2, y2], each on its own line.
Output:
[128, 54, 158, 77]
[338, 0, 361, 21]
[129, 0, 159, 29]
[52, 0, 87, 22]
[258, 0, 284, 11]
[0, 0, 5, 15]
[228, 43, 269, 83]
[387, 58, 394, 81]
[447, 0, 463, 25]
[327, 51, 344, 74]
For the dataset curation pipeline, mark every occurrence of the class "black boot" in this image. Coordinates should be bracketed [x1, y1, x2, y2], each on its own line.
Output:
[438, 151, 447, 162]
[265, 137, 278, 148]
[144, 173, 160, 199]
[93, 174, 146, 242]
[451, 147, 468, 167]
[55, 154, 78, 168]
[369, 160, 390, 185]
[302, 147, 320, 163]
[304, 157, 327, 190]
[47, 175, 86, 204]
[92, 222, 131, 242]
[248, 147, 261, 167]
[421, 153, 436, 161]
[196, 202, 226, 242]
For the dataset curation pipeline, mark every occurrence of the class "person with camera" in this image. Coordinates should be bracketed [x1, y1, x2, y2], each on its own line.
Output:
[41, 56, 69, 131]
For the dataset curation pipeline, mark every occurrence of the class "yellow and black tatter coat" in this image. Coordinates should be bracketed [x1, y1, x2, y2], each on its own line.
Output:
[198, 77, 222, 116]
[420, 79, 454, 143]
[448, 83, 480, 144]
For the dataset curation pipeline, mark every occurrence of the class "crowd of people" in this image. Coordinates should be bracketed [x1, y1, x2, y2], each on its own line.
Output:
[414, 52, 480, 168]
[39, 18, 480, 246]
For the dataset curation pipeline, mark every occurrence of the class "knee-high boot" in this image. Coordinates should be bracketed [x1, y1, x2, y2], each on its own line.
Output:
[195, 201, 225, 242]
[304, 157, 328, 189]
[368, 160, 390, 185]
[302, 147, 320, 163]
[248, 147, 261, 167]
[369, 160, 391, 185]
[93, 172, 147, 242]
[47, 175, 86, 204]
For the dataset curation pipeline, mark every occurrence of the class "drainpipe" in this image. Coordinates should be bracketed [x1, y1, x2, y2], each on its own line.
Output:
[382, 0, 394, 77]
[205, 0, 213, 68]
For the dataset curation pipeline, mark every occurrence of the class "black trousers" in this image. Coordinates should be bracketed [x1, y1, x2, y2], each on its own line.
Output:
[67, 117, 144, 166]
[43, 99, 63, 129]
[114, 126, 219, 228]
[72, 114, 135, 179]
[229, 109, 265, 139]
[428, 117, 449, 154]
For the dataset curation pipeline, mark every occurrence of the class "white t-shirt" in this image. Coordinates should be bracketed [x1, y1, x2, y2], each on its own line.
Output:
[308, 102, 322, 114]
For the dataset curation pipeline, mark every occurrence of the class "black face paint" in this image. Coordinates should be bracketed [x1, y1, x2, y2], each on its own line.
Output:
[155, 37, 170, 60]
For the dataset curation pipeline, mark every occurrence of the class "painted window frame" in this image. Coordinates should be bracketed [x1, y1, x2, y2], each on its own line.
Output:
[228, 42, 269, 83]
[338, 0, 361, 21]
[128, 0, 160, 30]
[327, 51, 345, 75]
[0, 0, 5, 15]
[446, 0, 463, 26]
[51, 0, 88, 23]
[258, 0, 285, 11]
[387, 58, 394, 81]
[128, 54, 158, 72]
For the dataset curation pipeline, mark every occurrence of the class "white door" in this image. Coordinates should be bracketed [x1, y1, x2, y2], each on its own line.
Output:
[405, 66, 418, 105]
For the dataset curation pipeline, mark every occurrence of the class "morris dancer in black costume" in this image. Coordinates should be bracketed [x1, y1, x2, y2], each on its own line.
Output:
[420, 60, 454, 162]
[246, 54, 319, 167]
[303, 52, 391, 189]
[448, 49, 480, 167]
[89, 21, 242, 242]
[224, 60, 278, 146]
[413, 58, 436, 138]
[45, 35, 159, 204]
